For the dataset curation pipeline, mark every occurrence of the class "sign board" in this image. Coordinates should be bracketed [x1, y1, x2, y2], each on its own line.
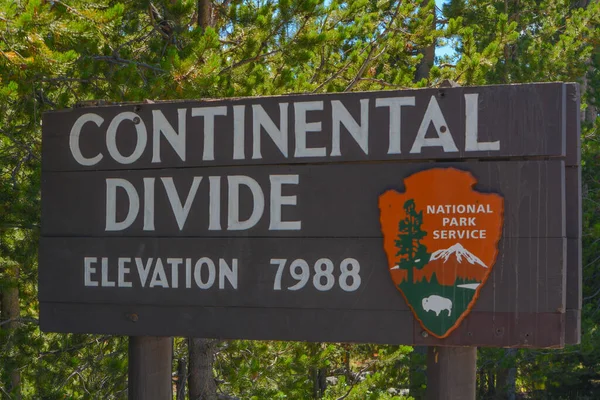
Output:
[40, 83, 581, 347]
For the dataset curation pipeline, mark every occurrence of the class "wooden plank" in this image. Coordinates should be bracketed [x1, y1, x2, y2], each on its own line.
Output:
[39, 236, 566, 314]
[41, 161, 566, 238]
[565, 83, 581, 167]
[42, 83, 567, 172]
[38, 302, 564, 347]
[565, 309, 581, 345]
[565, 167, 582, 314]
[565, 237, 582, 345]
[566, 167, 582, 239]
[414, 311, 564, 348]
[564, 166, 581, 345]
[563, 82, 582, 344]
[40, 303, 416, 344]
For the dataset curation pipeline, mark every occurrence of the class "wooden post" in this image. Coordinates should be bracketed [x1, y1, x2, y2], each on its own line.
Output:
[129, 336, 172, 400]
[425, 78, 478, 400]
[426, 346, 477, 400]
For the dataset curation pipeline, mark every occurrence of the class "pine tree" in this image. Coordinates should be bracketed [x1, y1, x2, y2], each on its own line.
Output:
[395, 199, 430, 284]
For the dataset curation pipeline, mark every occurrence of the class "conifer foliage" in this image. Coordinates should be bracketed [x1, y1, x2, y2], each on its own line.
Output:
[0, 0, 599, 398]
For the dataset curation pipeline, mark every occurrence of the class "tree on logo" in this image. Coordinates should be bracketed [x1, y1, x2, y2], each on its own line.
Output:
[395, 199, 430, 283]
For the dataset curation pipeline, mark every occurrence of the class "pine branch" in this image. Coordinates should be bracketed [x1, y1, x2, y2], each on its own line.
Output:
[219, 50, 280, 74]
[91, 55, 166, 73]
[39, 77, 107, 83]
[37, 335, 115, 358]
[114, 25, 155, 54]
[0, 386, 13, 399]
[53, 0, 95, 23]
[317, 0, 401, 93]
[583, 285, 600, 302]
[344, 44, 378, 92]
[219, 3, 313, 75]
[335, 361, 377, 400]
[312, 56, 355, 93]
[0, 317, 39, 327]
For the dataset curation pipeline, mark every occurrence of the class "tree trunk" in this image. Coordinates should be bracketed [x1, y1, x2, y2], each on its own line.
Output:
[1, 261, 21, 399]
[579, 37, 597, 124]
[478, 369, 486, 398]
[311, 366, 320, 399]
[505, 361, 517, 400]
[415, 0, 436, 82]
[188, 338, 218, 400]
[312, 366, 327, 398]
[308, 343, 327, 399]
[584, 67, 597, 124]
[495, 349, 516, 400]
[176, 356, 187, 400]
[344, 344, 351, 382]
[495, 367, 507, 399]
[487, 370, 496, 397]
[189, 3, 220, 394]
[410, 346, 427, 398]
[198, 0, 213, 30]
[575, 0, 591, 8]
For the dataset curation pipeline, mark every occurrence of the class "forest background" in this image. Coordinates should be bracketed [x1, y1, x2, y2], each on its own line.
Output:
[0, 0, 599, 399]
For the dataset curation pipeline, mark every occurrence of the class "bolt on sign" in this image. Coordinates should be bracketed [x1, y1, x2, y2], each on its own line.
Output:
[40, 83, 582, 348]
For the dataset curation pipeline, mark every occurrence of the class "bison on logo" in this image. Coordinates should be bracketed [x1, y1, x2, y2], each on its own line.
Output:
[379, 168, 504, 338]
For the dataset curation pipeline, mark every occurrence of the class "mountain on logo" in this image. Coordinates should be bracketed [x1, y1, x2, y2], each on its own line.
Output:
[430, 243, 488, 268]
[414, 243, 489, 286]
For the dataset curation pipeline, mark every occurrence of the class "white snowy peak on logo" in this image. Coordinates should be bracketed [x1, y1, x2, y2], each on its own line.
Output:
[429, 243, 488, 268]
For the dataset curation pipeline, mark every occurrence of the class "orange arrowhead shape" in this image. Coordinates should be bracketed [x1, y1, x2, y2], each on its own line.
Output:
[379, 168, 504, 338]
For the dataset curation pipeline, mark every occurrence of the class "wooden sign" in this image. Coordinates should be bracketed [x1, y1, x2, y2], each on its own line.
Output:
[39, 83, 581, 347]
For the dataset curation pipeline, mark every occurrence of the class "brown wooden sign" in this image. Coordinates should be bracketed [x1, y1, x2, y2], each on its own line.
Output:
[40, 83, 581, 347]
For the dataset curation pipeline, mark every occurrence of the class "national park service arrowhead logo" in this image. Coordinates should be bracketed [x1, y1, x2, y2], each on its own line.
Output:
[379, 168, 504, 339]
